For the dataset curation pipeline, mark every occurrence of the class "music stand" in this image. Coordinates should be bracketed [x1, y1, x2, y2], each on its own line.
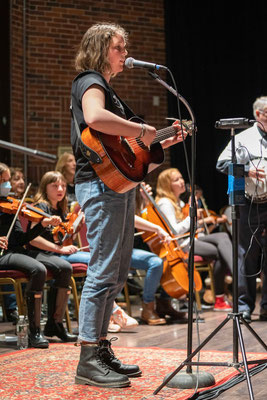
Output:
[153, 120, 267, 400]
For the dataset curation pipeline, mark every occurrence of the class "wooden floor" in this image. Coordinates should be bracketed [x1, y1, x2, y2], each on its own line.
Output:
[1, 295, 267, 399]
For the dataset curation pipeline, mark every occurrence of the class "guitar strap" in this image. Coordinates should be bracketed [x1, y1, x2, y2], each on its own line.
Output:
[70, 97, 102, 164]
[70, 70, 137, 164]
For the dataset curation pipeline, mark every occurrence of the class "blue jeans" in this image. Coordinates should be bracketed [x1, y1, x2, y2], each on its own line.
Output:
[60, 251, 90, 265]
[75, 178, 135, 342]
[131, 248, 163, 303]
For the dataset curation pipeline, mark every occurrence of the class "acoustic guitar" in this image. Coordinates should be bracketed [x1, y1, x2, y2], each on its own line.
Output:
[81, 119, 192, 193]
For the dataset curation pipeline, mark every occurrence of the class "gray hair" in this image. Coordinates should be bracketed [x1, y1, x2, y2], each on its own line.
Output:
[253, 96, 267, 118]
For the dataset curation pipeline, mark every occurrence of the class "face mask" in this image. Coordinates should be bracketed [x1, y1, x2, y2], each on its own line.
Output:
[0, 181, 11, 197]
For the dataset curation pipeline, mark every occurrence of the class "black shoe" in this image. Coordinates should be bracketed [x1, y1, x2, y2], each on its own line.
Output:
[201, 299, 215, 310]
[6, 309, 19, 324]
[75, 344, 130, 388]
[99, 338, 142, 377]
[241, 310, 252, 324]
[44, 320, 77, 342]
[28, 328, 49, 349]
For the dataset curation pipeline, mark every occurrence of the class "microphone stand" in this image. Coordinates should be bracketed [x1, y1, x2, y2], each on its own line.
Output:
[152, 105, 267, 398]
[149, 71, 215, 390]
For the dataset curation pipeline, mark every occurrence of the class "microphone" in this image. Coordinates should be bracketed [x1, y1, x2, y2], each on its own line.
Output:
[215, 118, 256, 130]
[124, 57, 167, 71]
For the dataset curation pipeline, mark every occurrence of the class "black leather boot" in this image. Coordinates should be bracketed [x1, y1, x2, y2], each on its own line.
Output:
[44, 287, 77, 342]
[75, 343, 130, 388]
[26, 291, 49, 349]
[99, 338, 142, 377]
[156, 298, 188, 322]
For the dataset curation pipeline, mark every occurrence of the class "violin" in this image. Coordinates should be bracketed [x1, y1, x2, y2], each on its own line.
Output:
[139, 184, 202, 298]
[0, 196, 52, 222]
[182, 197, 225, 235]
[182, 202, 217, 220]
[52, 211, 84, 246]
[0, 184, 59, 257]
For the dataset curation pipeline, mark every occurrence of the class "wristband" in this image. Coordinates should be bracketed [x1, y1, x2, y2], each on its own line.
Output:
[137, 123, 146, 139]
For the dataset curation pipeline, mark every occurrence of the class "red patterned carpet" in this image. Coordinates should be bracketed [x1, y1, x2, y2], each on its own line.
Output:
[0, 344, 266, 400]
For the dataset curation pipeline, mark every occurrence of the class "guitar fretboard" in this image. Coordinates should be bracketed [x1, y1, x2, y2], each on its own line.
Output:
[136, 121, 192, 146]
[152, 126, 178, 144]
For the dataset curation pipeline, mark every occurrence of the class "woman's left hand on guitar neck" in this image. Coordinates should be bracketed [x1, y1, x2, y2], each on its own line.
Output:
[161, 120, 189, 149]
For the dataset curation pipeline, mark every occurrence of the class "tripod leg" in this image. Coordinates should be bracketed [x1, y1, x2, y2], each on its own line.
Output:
[153, 315, 230, 395]
[235, 316, 255, 400]
[240, 316, 267, 351]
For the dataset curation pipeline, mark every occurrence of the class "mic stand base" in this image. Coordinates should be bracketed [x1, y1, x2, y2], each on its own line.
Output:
[165, 370, 215, 389]
[154, 312, 267, 398]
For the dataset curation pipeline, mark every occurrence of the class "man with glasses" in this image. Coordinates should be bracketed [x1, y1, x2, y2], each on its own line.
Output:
[216, 96, 267, 323]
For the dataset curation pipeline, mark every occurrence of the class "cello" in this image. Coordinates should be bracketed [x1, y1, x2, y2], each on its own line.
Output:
[139, 184, 202, 299]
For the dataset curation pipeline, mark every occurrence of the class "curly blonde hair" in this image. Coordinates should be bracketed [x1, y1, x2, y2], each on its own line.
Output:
[75, 22, 128, 75]
[156, 168, 184, 221]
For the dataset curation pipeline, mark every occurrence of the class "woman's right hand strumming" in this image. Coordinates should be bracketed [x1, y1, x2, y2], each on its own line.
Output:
[139, 124, 156, 147]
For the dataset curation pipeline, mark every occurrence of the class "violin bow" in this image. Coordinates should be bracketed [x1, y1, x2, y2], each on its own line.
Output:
[77, 245, 90, 251]
[0, 183, 31, 256]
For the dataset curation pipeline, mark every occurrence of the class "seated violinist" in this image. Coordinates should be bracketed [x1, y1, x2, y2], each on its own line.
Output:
[0, 162, 70, 348]
[2, 166, 26, 321]
[28, 171, 90, 265]
[155, 168, 233, 311]
[9, 167, 25, 199]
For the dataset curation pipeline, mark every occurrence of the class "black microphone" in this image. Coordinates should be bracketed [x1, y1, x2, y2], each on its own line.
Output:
[124, 57, 167, 71]
[215, 118, 256, 130]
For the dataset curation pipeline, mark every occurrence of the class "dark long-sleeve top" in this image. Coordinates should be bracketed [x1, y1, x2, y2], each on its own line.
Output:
[0, 212, 45, 254]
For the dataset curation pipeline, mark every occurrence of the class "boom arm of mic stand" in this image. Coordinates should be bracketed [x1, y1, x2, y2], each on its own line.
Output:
[148, 70, 197, 375]
[148, 71, 196, 126]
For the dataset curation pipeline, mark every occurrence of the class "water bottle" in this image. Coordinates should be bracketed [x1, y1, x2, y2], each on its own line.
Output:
[16, 315, 28, 350]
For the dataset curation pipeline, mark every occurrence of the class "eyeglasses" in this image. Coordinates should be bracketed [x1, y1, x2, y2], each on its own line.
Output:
[259, 110, 267, 117]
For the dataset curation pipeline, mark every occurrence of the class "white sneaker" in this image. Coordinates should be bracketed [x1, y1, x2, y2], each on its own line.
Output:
[108, 317, 121, 333]
[112, 306, 139, 329]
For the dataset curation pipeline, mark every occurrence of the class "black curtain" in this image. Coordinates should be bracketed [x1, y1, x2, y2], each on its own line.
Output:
[164, 1, 267, 211]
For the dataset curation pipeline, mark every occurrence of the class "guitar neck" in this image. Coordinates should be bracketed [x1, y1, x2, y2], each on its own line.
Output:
[152, 126, 177, 145]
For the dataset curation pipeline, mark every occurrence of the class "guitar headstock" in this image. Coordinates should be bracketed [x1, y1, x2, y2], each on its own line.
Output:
[166, 117, 195, 136]
[181, 120, 195, 136]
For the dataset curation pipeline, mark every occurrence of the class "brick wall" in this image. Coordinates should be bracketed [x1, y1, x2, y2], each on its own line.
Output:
[10, 0, 170, 186]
